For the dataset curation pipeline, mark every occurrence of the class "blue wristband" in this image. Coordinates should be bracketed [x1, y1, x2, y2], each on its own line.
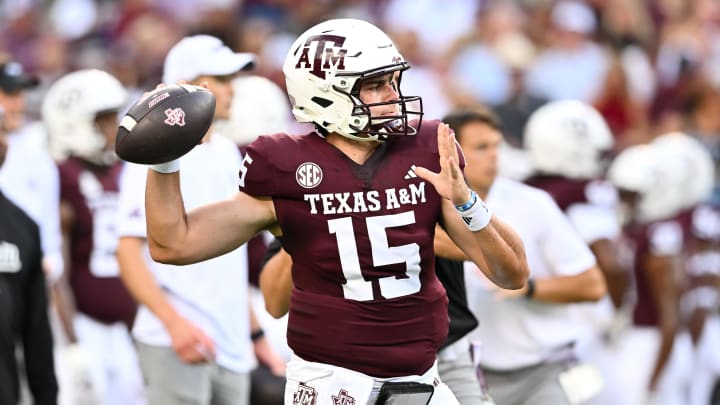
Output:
[455, 190, 478, 212]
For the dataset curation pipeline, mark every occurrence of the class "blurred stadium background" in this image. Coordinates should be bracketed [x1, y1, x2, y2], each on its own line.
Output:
[2, 0, 720, 404]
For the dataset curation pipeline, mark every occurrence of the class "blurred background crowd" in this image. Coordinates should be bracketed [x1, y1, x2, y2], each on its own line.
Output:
[2, 0, 720, 188]
[1, 0, 720, 404]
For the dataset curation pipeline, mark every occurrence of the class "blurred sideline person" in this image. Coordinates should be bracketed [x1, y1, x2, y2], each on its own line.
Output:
[524, 100, 627, 318]
[219, 73, 296, 405]
[42, 69, 145, 405]
[117, 35, 285, 405]
[521, 100, 630, 401]
[0, 106, 58, 404]
[259, 233, 488, 404]
[444, 106, 607, 405]
[682, 205, 720, 405]
[604, 142, 698, 405]
[218, 74, 296, 148]
[0, 55, 64, 283]
[650, 133, 715, 405]
[137, 19, 528, 405]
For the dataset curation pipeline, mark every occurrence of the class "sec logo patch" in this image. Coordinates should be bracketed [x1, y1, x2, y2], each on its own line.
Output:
[296, 162, 323, 189]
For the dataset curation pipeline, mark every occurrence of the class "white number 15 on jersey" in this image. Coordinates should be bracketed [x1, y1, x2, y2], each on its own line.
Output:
[329, 211, 421, 301]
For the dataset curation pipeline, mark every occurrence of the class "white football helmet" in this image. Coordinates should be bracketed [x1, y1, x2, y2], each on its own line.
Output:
[42, 69, 127, 164]
[282, 18, 423, 142]
[608, 144, 685, 223]
[524, 100, 614, 179]
[218, 75, 294, 146]
[652, 132, 714, 209]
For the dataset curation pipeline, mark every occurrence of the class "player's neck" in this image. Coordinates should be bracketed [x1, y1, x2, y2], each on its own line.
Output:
[326, 132, 381, 165]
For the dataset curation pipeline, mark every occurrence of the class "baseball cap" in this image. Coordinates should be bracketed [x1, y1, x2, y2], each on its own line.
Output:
[163, 35, 256, 84]
[551, 1, 597, 35]
[0, 60, 39, 93]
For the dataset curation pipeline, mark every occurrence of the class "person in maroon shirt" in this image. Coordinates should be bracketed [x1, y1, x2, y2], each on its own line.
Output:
[607, 143, 697, 405]
[140, 19, 528, 405]
[42, 69, 144, 404]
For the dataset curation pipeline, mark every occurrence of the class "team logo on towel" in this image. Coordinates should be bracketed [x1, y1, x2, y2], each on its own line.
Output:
[332, 389, 356, 405]
[293, 382, 318, 405]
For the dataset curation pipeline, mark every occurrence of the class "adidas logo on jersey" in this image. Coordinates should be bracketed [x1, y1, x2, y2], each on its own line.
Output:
[404, 165, 418, 180]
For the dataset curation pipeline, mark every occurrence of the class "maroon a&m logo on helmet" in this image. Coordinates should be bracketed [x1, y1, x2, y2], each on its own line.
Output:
[294, 35, 347, 79]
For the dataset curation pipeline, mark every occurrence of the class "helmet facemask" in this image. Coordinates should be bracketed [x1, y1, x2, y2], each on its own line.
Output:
[337, 63, 423, 141]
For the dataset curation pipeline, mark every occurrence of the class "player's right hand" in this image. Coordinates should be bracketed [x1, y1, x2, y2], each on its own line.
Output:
[167, 315, 216, 363]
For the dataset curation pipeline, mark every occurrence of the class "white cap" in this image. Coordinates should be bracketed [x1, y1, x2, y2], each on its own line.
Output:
[551, 1, 596, 35]
[162, 35, 255, 84]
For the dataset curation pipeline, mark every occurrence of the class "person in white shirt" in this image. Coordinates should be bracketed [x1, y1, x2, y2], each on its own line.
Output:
[116, 35, 285, 405]
[0, 55, 63, 283]
[443, 106, 607, 405]
[522, 100, 631, 403]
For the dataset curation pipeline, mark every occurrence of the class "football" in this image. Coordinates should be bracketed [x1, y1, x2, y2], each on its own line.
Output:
[116, 84, 215, 164]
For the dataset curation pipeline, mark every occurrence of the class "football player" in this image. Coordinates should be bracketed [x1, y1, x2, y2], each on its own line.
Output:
[524, 100, 627, 317]
[653, 133, 717, 405]
[521, 100, 631, 403]
[42, 69, 145, 405]
[141, 19, 529, 405]
[605, 141, 701, 405]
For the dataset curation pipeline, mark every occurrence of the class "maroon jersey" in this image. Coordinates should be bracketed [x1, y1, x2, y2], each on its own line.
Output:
[524, 175, 611, 211]
[58, 158, 136, 328]
[623, 211, 692, 327]
[239, 121, 454, 377]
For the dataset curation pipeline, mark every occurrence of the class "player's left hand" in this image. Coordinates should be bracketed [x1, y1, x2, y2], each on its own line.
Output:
[414, 122, 471, 206]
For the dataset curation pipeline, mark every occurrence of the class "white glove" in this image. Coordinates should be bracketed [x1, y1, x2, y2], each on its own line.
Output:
[57, 344, 100, 405]
[604, 309, 631, 346]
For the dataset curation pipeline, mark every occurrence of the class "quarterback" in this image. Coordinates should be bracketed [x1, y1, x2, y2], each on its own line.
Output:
[142, 19, 528, 405]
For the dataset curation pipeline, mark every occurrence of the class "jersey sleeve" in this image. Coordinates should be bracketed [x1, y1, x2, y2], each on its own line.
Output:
[238, 135, 279, 198]
[566, 203, 620, 244]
